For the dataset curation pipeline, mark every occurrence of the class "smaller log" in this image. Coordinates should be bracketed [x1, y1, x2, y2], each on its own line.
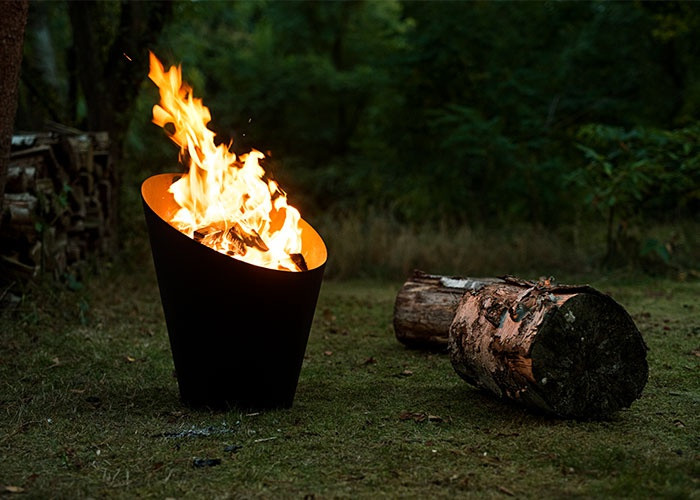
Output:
[3, 193, 38, 227]
[12, 131, 59, 149]
[6, 165, 37, 193]
[10, 144, 62, 180]
[62, 135, 94, 174]
[290, 253, 308, 272]
[194, 222, 269, 255]
[90, 131, 110, 155]
[68, 183, 87, 217]
[227, 224, 268, 252]
[393, 271, 501, 350]
[0, 255, 38, 278]
[11, 134, 39, 149]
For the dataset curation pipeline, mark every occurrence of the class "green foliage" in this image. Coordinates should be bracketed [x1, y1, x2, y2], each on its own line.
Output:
[118, 1, 700, 226]
[570, 123, 700, 267]
[574, 124, 700, 216]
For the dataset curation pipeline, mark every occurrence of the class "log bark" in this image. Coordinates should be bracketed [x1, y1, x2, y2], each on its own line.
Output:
[393, 271, 502, 350]
[394, 270, 648, 419]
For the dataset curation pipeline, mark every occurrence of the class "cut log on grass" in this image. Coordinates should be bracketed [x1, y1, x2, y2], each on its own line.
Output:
[394, 270, 648, 419]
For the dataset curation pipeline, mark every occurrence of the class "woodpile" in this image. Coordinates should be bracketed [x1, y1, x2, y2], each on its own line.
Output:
[1, 129, 115, 284]
[394, 271, 648, 419]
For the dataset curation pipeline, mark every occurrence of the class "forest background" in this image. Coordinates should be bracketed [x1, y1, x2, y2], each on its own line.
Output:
[15, 0, 700, 280]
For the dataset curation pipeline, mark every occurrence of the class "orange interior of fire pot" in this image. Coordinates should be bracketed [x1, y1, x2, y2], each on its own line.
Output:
[142, 173, 327, 271]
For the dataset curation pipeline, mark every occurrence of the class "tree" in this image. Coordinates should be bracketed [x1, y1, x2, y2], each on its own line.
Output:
[0, 0, 29, 227]
[66, 1, 172, 239]
[14, 1, 172, 245]
[66, 2, 172, 161]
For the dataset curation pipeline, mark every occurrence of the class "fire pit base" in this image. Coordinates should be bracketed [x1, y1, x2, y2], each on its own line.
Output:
[142, 174, 327, 410]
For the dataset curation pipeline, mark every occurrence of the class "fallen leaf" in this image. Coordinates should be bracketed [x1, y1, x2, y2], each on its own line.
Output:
[400, 369, 413, 377]
[428, 415, 444, 423]
[4, 486, 25, 493]
[125, 356, 136, 363]
[324, 351, 333, 356]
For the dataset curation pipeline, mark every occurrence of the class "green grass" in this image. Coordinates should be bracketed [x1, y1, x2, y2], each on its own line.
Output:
[1, 249, 698, 497]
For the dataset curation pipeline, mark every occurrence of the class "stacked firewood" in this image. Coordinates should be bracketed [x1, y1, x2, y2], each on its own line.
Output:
[1, 129, 115, 283]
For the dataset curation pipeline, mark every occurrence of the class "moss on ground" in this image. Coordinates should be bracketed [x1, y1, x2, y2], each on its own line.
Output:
[0, 261, 698, 498]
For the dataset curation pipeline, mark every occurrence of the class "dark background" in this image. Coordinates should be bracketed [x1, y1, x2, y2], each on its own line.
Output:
[14, 0, 700, 277]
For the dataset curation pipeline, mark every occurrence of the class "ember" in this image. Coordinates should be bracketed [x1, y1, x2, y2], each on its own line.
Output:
[148, 52, 306, 272]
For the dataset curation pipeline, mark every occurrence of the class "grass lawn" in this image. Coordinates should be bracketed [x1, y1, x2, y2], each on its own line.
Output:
[1, 256, 698, 497]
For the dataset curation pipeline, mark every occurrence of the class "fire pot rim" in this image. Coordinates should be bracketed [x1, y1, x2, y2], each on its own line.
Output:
[141, 172, 328, 273]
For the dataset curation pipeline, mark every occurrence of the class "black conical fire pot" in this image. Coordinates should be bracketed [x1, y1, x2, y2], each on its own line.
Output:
[142, 173, 327, 409]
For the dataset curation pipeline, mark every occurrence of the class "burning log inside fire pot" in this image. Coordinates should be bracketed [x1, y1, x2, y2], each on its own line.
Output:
[394, 271, 648, 419]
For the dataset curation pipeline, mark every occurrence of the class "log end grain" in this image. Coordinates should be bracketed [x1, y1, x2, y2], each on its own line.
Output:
[448, 281, 648, 419]
[528, 293, 648, 418]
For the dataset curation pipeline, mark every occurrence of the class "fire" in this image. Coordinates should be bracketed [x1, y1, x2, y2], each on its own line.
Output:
[147, 52, 306, 272]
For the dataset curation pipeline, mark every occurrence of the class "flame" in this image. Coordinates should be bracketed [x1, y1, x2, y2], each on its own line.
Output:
[148, 52, 305, 271]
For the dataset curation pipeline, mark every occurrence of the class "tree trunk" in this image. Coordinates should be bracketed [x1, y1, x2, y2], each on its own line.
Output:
[67, 0, 172, 250]
[394, 270, 648, 419]
[0, 0, 29, 228]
